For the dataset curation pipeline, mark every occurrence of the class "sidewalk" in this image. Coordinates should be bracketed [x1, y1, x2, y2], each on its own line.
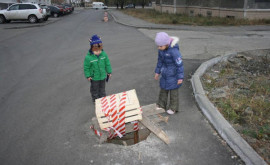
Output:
[108, 9, 268, 165]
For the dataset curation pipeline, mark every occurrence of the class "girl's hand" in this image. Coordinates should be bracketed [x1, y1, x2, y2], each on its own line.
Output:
[177, 79, 183, 85]
[154, 73, 159, 80]
[87, 77, 92, 81]
[108, 74, 112, 78]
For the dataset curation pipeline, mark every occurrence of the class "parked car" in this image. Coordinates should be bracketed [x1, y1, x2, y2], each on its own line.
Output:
[125, 4, 135, 8]
[63, 4, 74, 13]
[0, 3, 46, 24]
[40, 4, 51, 21]
[48, 5, 61, 17]
[92, 2, 107, 9]
[63, 5, 72, 14]
[56, 5, 67, 15]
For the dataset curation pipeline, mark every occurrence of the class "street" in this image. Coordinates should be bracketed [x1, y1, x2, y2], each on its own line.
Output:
[0, 9, 243, 165]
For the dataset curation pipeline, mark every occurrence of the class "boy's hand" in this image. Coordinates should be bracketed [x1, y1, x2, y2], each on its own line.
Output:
[108, 74, 111, 78]
[87, 77, 92, 81]
[154, 73, 159, 80]
[177, 79, 183, 85]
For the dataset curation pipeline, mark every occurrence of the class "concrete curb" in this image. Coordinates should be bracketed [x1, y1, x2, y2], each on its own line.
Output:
[191, 52, 267, 165]
[108, 10, 185, 30]
[108, 10, 145, 29]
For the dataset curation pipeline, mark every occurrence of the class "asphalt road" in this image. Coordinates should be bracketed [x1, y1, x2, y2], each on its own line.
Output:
[0, 9, 242, 165]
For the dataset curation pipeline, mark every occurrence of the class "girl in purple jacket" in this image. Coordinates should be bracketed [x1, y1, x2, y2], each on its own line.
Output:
[154, 32, 184, 115]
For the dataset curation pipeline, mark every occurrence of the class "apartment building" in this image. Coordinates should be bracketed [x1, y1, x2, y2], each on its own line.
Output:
[153, 0, 270, 20]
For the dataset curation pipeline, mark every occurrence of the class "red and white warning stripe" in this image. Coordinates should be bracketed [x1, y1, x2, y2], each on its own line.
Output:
[97, 92, 133, 139]
[101, 96, 110, 117]
[109, 94, 118, 128]
[108, 94, 123, 139]
[115, 92, 127, 136]
[90, 125, 102, 137]
[132, 107, 142, 131]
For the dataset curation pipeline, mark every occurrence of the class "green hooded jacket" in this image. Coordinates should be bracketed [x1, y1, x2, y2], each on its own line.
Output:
[84, 51, 112, 81]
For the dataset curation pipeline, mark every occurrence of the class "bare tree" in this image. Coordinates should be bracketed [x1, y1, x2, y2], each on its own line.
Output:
[132, 0, 137, 8]
[51, 0, 65, 4]
[119, 0, 125, 9]
[139, 0, 149, 8]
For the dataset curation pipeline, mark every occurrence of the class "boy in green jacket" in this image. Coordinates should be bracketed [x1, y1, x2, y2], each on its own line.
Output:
[84, 35, 112, 102]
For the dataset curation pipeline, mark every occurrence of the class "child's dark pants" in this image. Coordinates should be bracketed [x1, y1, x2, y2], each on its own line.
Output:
[90, 79, 106, 102]
[157, 88, 179, 112]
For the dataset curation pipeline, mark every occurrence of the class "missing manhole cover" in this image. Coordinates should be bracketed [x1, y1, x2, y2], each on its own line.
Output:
[107, 128, 151, 146]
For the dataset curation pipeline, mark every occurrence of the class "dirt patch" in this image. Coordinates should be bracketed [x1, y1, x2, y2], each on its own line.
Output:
[201, 49, 270, 164]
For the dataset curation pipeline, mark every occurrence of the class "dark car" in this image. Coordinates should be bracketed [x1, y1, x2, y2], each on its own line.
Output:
[48, 5, 61, 17]
[63, 4, 74, 12]
[56, 5, 66, 15]
[63, 5, 72, 14]
[125, 4, 135, 9]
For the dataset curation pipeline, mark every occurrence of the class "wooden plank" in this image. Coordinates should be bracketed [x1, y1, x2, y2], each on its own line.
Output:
[98, 113, 167, 130]
[99, 115, 142, 129]
[97, 103, 164, 122]
[124, 115, 167, 134]
[95, 89, 140, 113]
[97, 109, 142, 123]
[95, 89, 142, 129]
[96, 107, 141, 118]
[96, 103, 140, 116]
[93, 102, 168, 132]
[95, 90, 141, 117]
[141, 104, 165, 116]
[140, 114, 170, 144]
[134, 130, 139, 144]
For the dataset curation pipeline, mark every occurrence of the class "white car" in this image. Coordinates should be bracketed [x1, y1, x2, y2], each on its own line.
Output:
[92, 2, 108, 9]
[0, 3, 46, 24]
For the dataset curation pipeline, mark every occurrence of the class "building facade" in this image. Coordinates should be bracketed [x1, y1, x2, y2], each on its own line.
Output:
[153, 0, 270, 20]
[0, 0, 51, 5]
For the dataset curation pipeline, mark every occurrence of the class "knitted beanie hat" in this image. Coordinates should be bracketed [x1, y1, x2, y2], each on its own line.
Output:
[155, 32, 171, 46]
[89, 35, 103, 51]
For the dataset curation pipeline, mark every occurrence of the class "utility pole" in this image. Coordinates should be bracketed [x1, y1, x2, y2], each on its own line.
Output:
[173, 0, 176, 14]
[219, 0, 221, 17]
[243, 0, 248, 18]
[160, 0, 162, 13]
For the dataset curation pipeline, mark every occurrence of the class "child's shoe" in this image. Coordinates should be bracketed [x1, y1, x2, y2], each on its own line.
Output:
[166, 109, 176, 115]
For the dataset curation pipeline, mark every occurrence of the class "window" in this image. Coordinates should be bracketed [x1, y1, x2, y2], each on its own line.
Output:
[207, 11, 212, 17]
[190, 10, 194, 16]
[19, 4, 37, 10]
[30, 5, 37, 9]
[9, 5, 19, 10]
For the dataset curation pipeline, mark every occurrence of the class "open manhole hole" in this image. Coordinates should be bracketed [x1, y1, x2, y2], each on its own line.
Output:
[107, 128, 151, 146]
